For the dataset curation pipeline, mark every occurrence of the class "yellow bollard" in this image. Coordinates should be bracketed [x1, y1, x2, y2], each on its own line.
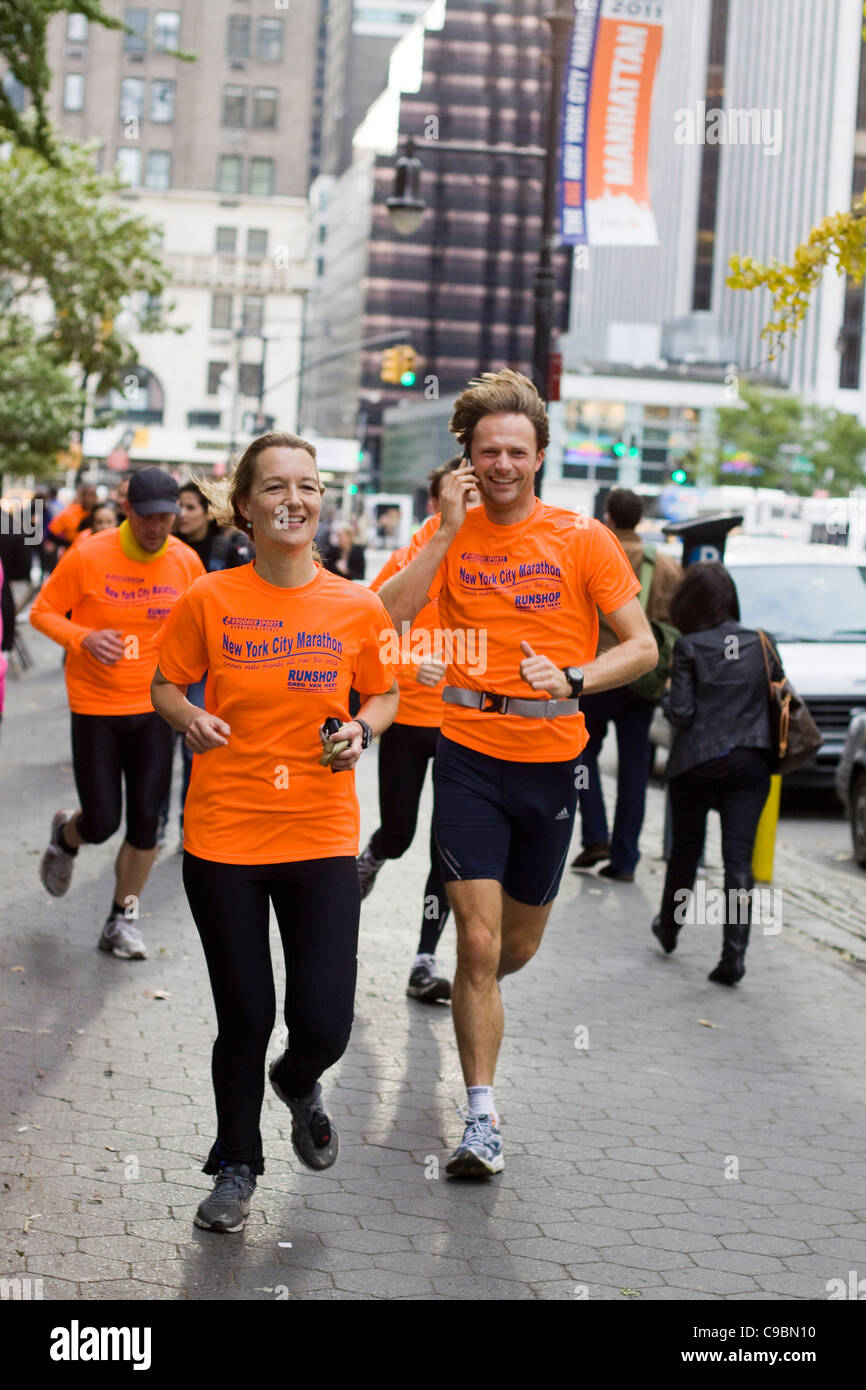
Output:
[752, 774, 782, 882]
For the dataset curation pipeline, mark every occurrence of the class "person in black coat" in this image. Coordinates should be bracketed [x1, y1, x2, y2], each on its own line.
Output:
[321, 524, 365, 582]
[652, 561, 783, 985]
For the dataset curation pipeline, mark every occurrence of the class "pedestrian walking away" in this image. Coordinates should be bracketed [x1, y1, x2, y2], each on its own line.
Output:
[571, 487, 681, 881]
[358, 456, 481, 1003]
[378, 370, 658, 1177]
[156, 482, 254, 849]
[651, 561, 781, 985]
[29, 468, 205, 959]
[151, 432, 398, 1234]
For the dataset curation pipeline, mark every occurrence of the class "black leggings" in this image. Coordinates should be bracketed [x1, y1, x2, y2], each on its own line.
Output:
[71, 711, 174, 850]
[182, 853, 361, 1175]
[369, 721, 450, 956]
[659, 747, 771, 929]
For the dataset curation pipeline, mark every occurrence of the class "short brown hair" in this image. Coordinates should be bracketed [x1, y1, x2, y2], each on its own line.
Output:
[449, 369, 550, 453]
[196, 432, 321, 533]
[428, 453, 465, 501]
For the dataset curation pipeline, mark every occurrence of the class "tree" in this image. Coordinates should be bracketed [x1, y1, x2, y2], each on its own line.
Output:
[0, 315, 84, 471]
[713, 386, 866, 495]
[0, 140, 181, 473]
[0, 0, 192, 162]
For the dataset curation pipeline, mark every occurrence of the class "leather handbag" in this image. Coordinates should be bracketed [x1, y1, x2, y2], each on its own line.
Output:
[757, 630, 823, 774]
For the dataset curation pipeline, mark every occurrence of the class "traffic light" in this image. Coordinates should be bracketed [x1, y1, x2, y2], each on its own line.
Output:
[380, 344, 417, 385]
[671, 467, 688, 485]
[612, 440, 626, 458]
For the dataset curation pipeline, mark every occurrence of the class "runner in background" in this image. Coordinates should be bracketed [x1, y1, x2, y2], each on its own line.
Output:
[30, 468, 205, 959]
[378, 370, 657, 1177]
[44, 479, 98, 568]
[151, 432, 398, 1233]
[358, 456, 480, 1002]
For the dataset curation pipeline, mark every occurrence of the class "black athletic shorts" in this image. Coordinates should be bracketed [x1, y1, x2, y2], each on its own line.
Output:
[432, 733, 580, 906]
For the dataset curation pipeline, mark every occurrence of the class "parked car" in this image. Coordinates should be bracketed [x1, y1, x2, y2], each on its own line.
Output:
[835, 712, 866, 867]
[649, 539, 866, 786]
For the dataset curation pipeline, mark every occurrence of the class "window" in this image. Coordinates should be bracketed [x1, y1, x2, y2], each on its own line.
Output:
[150, 79, 175, 122]
[67, 13, 89, 43]
[222, 85, 246, 128]
[119, 77, 145, 120]
[227, 15, 251, 59]
[215, 226, 237, 253]
[239, 363, 263, 397]
[246, 228, 268, 258]
[124, 7, 148, 52]
[257, 18, 283, 61]
[63, 73, 85, 111]
[116, 147, 142, 186]
[252, 87, 277, 129]
[1, 72, 25, 111]
[247, 157, 274, 197]
[217, 156, 243, 194]
[207, 361, 229, 395]
[145, 150, 171, 189]
[211, 293, 233, 330]
[153, 10, 180, 51]
[241, 296, 264, 334]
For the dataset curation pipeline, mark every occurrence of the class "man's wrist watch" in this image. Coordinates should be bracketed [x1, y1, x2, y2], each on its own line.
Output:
[562, 666, 584, 698]
[355, 718, 374, 749]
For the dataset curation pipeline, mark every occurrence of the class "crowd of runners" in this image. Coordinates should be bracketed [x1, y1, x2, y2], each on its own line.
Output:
[23, 367, 784, 1233]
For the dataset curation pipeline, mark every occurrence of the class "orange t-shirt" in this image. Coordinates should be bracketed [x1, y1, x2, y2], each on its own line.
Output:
[370, 546, 444, 729]
[154, 563, 396, 865]
[30, 530, 205, 714]
[400, 501, 641, 762]
[48, 502, 87, 543]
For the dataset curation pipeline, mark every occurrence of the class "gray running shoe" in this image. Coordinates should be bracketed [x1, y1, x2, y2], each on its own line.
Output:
[98, 913, 148, 960]
[407, 955, 451, 1002]
[356, 842, 385, 900]
[39, 810, 78, 897]
[268, 1065, 339, 1170]
[194, 1165, 256, 1233]
[445, 1107, 504, 1177]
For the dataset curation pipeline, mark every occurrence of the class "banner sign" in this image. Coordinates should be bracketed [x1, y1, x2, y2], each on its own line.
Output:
[561, 0, 664, 247]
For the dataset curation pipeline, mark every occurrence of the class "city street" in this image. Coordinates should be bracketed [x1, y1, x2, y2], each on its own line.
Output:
[2, 626, 866, 1302]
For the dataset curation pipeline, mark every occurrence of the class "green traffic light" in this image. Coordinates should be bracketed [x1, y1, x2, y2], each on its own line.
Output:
[671, 468, 687, 484]
[348, 484, 359, 495]
[612, 441, 626, 457]
[628, 445, 640, 458]
[400, 371, 416, 387]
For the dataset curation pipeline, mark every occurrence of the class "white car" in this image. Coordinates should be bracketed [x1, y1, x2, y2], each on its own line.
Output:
[651, 539, 866, 786]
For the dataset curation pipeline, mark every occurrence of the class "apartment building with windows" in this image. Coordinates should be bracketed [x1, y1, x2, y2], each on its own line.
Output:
[42, 1, 321, 466]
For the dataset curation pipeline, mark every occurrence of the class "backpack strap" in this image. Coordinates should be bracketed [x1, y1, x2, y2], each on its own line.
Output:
[636, 544, 656, 613]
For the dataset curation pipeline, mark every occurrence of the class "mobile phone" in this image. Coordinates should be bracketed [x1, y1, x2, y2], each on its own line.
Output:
[319, 717, 348, 767]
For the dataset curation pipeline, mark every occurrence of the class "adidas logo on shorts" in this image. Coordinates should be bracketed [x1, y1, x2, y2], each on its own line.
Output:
[554, 807, 570, 820]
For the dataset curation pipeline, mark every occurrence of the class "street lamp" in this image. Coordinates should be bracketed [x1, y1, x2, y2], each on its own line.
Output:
[385, 2, 576, 494]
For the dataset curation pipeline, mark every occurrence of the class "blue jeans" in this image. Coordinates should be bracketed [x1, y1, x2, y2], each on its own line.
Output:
[577, 687, 655, 875]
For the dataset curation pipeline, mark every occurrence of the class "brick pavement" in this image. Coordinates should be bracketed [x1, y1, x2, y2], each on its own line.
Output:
[2, 629, 866, 1301]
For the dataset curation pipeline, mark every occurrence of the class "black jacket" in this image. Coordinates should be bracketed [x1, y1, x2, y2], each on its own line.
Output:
[663, 622, 784, 780]
[182, 522, 252, 573]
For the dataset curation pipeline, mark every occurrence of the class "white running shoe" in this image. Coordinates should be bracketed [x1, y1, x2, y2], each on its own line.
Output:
[39, 810, 78, 898]
[98, 913, 148, 960]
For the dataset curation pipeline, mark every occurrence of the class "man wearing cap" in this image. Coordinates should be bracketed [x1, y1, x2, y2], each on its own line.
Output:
[31, 469, 205, 959]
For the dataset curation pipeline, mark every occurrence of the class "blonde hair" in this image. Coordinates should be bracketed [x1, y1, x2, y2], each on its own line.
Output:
[195, 432, 322, 534]
[449, 369, 550, 452]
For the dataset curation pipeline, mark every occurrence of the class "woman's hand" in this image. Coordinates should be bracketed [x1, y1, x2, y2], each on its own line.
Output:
[185, 713, 231, 753]
[326, 720, 363, 772]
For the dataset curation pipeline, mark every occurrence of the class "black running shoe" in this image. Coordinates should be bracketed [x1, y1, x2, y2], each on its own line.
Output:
[357, 841, 385, 899]
[194, 1164, 256, 1233]
[406, 955, 451, 1002]
[268, 1066, 339, 1171]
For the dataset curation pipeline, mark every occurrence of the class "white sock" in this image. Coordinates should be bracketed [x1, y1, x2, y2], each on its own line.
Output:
[467, 1085, 497, 1124]
[413, 952, 435, 970]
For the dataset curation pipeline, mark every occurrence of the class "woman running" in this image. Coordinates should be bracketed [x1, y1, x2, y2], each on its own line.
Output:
[151, 432, 398, 1234]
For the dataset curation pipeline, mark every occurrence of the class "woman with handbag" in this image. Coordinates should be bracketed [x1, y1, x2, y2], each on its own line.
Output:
[651, 561, 785, 984]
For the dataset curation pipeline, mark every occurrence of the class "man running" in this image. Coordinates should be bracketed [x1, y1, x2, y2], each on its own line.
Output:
[30, 468, 205, 959]
[358, 457, 480, 1002]
[378, 369, 657, 1176]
